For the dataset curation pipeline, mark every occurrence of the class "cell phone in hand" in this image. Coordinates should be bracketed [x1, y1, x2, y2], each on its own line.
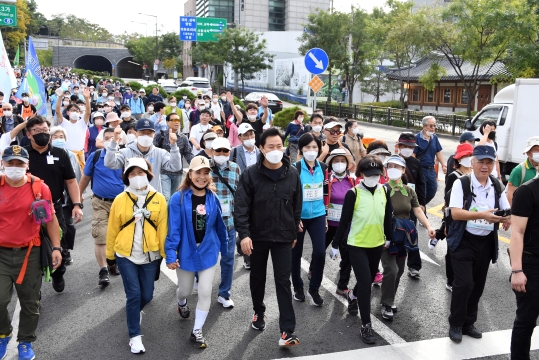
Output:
[494, 209, 511, 217]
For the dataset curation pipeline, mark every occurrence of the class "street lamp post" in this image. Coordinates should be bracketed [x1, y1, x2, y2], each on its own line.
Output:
[131, 21, 148, 37]
[139, 13, 158, 80]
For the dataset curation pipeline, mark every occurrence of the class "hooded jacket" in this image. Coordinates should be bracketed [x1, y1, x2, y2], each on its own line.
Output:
[104, 139, 181, 192]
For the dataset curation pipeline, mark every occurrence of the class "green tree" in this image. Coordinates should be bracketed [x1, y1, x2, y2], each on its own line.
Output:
[126, 37, 157, 69]
[162, 58, 177, 74]
[426, 0, 531, 115]
[419, 62, 447, 91]
[190, 41, 226, 84]
[298, 10, 348, 102]
[45, 14, 113, 42]
[36, 49, 52, 66]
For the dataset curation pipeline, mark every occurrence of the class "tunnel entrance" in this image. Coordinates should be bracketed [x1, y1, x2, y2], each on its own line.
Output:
[116, 57, 143, 79]
[73, 55, 112, 74]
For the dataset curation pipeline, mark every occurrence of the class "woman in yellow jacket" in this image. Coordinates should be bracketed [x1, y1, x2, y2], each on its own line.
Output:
[106, 157, 168, 355]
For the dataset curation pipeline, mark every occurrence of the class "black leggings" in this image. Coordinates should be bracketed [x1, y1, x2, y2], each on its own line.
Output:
[348, 245, 384, 325]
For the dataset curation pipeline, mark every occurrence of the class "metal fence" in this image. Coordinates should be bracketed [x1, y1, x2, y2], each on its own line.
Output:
[322, 102, 469, 136]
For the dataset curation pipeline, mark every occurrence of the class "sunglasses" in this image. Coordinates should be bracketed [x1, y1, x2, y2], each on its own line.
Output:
[214, 148, 230, 154]
[169, 119, 181, 123]
[326, 130, 342, 135]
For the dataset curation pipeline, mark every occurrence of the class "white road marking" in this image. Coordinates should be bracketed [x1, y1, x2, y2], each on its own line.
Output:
[276, 328, 533, 360]
[6, 299, 20, 358]
[419, 250, 440, 266]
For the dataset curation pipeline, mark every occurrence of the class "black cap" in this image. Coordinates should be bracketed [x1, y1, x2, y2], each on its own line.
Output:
[2, 145, 29, 163]
[459, 132, 478, 143]
[135, 118, 156, 132]
[120, 104, 131, 111]
[472, 145, 496, 160]
[358, 157, 384, 177]
[398, 132, 418, 146]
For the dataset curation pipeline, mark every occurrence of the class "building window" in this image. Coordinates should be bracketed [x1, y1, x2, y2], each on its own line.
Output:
[269, 0, 286, 31]
[411, 88, 420, 102]
[442, 88, 452, 104]
[459, 88, 469, 105]
[425, 90, 435, 103]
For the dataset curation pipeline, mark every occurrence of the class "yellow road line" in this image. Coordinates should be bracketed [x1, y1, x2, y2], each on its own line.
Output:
[427, 203, 510, 244]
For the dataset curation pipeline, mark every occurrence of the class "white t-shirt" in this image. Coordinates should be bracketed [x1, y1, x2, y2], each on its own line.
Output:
[0, 133, 14, 154]
[60, 119, 88, 151]
[189, 123, 210, 155]
[449, 172, 510, 236]
[97, 128, 128, 145]
[210, 102, 222, 121]
[182, 109, 190, 134]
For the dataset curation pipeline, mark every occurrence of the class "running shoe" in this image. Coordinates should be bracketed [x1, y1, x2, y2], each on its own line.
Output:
[129, 336, 145, 354]
[373, 272, 383, 285]
[381, 305, 393, 321]
[0, 334, 11, 360]
[293, 287, 306, 302]
[335, 288, 349, 298]
[446, 283, 453, 292]
[191, 329, 207, 348]
[243, 255, 251, 270]
[18, 342, 35, 360]
[251, 313, 266, 330]
[361, 323, 375, 344]
[307, 288, 323, 306]
[391, 305, 398, 313]
[347, 292, 359, 316]
[408, 268, 420, 279]
[98, 268, 110, 287]
[218, 296, 235, 308]
[178, 302, 190, 319]
[279, 332, 300, 347]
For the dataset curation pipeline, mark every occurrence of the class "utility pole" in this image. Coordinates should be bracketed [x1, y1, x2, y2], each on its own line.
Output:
[139, 13, 158, 80]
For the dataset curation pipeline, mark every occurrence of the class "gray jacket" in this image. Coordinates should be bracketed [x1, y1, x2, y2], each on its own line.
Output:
[230, 145, 260, 172]
[104, 140, 181, 191]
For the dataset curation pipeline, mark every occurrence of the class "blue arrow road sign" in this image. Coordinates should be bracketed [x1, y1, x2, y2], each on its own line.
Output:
[304, 48, 329, 75]
[180, 16, 197, 41]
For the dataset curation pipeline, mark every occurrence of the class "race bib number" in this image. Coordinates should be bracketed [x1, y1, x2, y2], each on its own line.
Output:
[303, 182, 323, 202]
[467, 204, 494, 231]
[220, 198, 230, 216]
[328, 203, 343, 222]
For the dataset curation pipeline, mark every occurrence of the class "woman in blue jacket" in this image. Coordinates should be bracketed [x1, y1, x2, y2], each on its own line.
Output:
[165, 156, 228, 349]
[291, 133, 328, 307]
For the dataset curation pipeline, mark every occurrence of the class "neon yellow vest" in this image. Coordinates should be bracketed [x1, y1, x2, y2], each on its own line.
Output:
[347, 184, 387, 248]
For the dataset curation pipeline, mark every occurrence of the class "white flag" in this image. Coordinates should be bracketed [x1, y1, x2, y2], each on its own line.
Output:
[0, 31, 17, 100]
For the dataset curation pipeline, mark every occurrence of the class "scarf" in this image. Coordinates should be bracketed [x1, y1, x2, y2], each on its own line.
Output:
[388, 179, 408, 197]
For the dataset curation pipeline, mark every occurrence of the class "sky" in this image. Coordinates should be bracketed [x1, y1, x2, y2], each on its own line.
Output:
[38, 0, 387, 37]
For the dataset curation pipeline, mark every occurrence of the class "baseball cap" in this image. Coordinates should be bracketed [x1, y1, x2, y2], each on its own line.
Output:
[398, 132, 418, 147]
[472, 145, 496, 161]
[238, 123, 255, 135]
[459, 132, 478, 143]
[212, 125, 224, 133]
[212, 137, 231, 150]
[202, 132, 217, 141]
[139, 89, 146, 93]
[454, 143, 474, 160]
[369, 147, 392, 157]
[135, 118, 156, 132]
[189, 156, 211, 171]
[120, 104, 131, 111]
[358, 157, 384, 177]
[385, 154, 406, 168]
[323, 121, 343, 130]
[124, 157, 148, 174]
[105, 112, 121, 123]
[523, 136, 539, 154]
[92, 111, 105, 119]
[2, 145, 29, 163]
[197, 90, 202, 95]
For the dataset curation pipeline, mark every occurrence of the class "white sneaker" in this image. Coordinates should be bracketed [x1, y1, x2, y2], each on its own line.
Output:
[129, 335, 145, 354]
[408, 268, 420, 279]
[218, 296, 235, 308]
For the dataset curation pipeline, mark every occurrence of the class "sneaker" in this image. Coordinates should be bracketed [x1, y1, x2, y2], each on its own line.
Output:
[449, 326, 462, 343]
[446, 283, 453, 292]
[98, 268, 110, 287]
[129, 335, 145, 354]
[347, 292, 359, 316]
[178, 302, 190, 319]
[381, 305, 393, 321]
[307, 288, 323, 306]
[336, 288, 349, 298]
[64, 251, 73, 265]
[361, 323, 376, 344]
[243, 256, 251, 270]
[251, 313, 266, 330]
[391, 305, 398, 313]
[408, 268, 420, 279]
[108, 263, 120, 276]
[279, 332, 300, 347]
[218, 296, 235, 308]
[0, 334, 11, 360]
[52, 275, 65, 293]
[373, 272, 383, 285]
[17, 342, 35, 360]
[293, 288, 305, 302]
[191, 329, 207, 349]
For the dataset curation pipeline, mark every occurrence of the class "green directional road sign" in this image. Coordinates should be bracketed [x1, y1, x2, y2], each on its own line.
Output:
[196, 17, 227, 42]
[0, 4, 17, 27]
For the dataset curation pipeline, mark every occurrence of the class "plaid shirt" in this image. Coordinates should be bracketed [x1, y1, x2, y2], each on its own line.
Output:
[211, 160, 241, 230]
[153, 131, 194, 175]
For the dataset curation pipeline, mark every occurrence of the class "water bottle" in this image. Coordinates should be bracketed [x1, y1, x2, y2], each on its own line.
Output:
[428, 238, 439, 250]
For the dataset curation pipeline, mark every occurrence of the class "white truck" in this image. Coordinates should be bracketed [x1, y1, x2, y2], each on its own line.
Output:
[465, 78, 539, 179]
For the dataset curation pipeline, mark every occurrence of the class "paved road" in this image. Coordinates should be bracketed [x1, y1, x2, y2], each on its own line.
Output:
[5, 121, 537, 360]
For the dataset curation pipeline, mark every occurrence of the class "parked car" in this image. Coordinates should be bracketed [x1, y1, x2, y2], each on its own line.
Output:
[177, 78, 212, 97]
[242, 92, 283, 113]
[159, 80, 179, 94]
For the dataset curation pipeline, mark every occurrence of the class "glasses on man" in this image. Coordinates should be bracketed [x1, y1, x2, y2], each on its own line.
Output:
[170, 119, 181, 123]
[327, 129, 342, 135]
[31, 128, 50, 134]
[214, 148, 230, 154]
[425, 124, 436, 128]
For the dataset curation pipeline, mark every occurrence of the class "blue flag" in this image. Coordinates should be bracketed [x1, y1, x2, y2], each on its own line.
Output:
[15, 37, 46, 116]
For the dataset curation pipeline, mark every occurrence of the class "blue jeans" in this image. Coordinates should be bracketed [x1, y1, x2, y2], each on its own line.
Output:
[218, 227, 236, 298]
[116, 257, 159, 338]
[291, 215, 327, 291]
[422, 167, 438, 205]
[161, 173, 183, 202]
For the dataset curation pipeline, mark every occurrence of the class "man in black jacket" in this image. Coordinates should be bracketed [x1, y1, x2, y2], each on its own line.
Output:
[397, 132, 427, 278]
[234, 128, 301, 347]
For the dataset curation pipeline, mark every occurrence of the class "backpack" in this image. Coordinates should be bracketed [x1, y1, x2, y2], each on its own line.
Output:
[383, 183, 418, 252]
[120, 191, 158, 231]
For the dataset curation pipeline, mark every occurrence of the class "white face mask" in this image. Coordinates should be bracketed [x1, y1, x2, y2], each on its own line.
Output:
[459, 157, 471, 168]
[69, 112, 79, 121]
[387, 168, 403, 180]
[137, 135, 153, 147]
[264, 150, 283, 164]
[185, 104, 191, 109]
[103, 141, 112, 149]
[170, 102, 177, 107]
[332, 162, 347, 174]
[303, 150, 318, 162]
[247, 114, 257, 121]
[363, 175, 380, 187]
[212, 98, 218, 103]
[399, 148, 414, 158]
[297, 116, 304, 122]
[243, 138, 256, 148]
[221, 96, 226, 101]
[352, 127, 360, 135]
[205, 140, 213, 149]
[4, 166, 27, 181]
[3, 111, 12, 117]
[121, 111, 131, 118]
[129, 175, 149, 190]
[214, 155, 228, 165]
[94, 119, 104, 126]
[108, 96, 114, 101]
[312, 125, 322, 133]
[63, 101, 70, 106]
[22, 97, 29, 102]
[531, 153, 539, 163]
[127, 134, 137, 143]
[148, 106, 154, 112]
[426, 130, 435, 137]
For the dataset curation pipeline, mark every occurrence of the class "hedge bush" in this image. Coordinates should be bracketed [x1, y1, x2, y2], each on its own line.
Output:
[273, 106, 309, 129]
[128, 82, 143, 91]
[144, 84, 167, 98]
[171, 89, 196, 102]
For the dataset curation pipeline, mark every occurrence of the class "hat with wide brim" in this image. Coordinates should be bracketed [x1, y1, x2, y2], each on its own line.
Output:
[325, 148, 354, 166]
[523, 136, 539, 154]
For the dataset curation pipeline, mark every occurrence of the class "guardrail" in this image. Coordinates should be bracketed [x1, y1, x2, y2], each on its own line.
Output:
[322, 102, 469, 136]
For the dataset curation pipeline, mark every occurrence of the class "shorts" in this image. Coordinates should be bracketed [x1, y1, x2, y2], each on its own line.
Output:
[92, 196, 112, 245]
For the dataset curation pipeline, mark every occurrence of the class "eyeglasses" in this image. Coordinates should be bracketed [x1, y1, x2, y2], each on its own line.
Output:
[326, 130, 342, 135]
[214, 148, 230, 154]
[169, 119, 181, 122]
[425, 124, 436, 128]
[31, 128, 50, 134]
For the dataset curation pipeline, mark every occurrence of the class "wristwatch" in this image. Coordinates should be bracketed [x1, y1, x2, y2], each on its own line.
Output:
[73, 202, 84, 209]
[52, 247, 63, 252]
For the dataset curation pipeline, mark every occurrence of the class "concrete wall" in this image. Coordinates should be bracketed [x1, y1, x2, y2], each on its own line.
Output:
[285, 0, 330, 31]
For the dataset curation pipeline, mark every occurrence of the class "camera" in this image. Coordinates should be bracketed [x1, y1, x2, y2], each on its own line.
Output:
[493, 209, 511, 217]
